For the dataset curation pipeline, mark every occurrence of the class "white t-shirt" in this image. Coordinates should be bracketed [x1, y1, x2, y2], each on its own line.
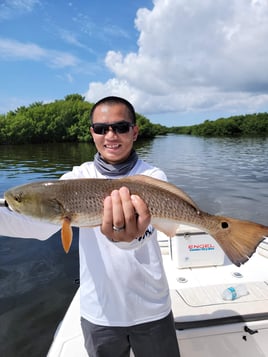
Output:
[61, 159, 171, 326]
[0, 159, 171, 326]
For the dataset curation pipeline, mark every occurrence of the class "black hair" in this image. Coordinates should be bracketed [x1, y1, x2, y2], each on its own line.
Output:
[89, 96, 136, 124]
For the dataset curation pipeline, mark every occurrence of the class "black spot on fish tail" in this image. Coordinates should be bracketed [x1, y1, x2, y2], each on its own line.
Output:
[221, 221, 229, 229]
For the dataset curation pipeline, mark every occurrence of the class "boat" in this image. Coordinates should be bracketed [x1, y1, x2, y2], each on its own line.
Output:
[47, 225, 268, 356]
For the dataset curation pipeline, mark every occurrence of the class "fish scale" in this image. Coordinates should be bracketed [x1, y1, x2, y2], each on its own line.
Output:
[4, 174, 268, 267]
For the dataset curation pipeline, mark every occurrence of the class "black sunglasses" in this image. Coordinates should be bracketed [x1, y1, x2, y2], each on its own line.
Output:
[91, 121, 134, 135]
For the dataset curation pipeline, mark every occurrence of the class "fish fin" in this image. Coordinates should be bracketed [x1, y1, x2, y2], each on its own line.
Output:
[210, 215, 268, 267]
[151, 217, 180, 237]
[123, 175, 200, 212]
[61, 218, 73, 253]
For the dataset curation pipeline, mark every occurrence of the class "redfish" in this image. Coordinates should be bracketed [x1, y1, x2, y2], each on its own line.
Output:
[4, 175, 268, 266]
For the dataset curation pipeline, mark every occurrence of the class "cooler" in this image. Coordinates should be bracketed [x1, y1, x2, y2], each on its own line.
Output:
[170, 225, 225, 268]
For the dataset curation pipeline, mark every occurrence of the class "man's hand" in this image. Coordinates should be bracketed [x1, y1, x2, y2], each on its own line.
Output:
[101, 186, 151, 242]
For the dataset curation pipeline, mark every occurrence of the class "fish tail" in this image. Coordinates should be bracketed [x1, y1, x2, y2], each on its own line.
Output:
[210, 215, 268, 266]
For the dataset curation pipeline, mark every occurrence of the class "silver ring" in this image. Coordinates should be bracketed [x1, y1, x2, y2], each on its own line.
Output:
[112, 225, 125, 232]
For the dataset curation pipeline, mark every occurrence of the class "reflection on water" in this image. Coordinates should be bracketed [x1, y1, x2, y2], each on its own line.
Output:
[0, 143, 97, 189]
[137, 135, 268, 223]
[0, 135, 268, 356]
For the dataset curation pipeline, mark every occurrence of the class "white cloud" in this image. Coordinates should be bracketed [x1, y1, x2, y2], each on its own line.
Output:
[85, 0, 268, 121]
[0, 0, 40, 20]
[59, 30, 84, 47]
[0, 37, 80, 68]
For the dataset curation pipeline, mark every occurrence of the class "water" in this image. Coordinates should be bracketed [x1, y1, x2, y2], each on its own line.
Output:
[140, 135, 268, 223]
[0, 135, 267, 356]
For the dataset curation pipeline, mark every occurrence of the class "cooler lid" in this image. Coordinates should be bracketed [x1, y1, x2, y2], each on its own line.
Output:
[176, 224, 206, 235]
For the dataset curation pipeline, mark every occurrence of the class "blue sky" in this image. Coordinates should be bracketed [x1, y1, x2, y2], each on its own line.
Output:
[1, 0, 268, 126]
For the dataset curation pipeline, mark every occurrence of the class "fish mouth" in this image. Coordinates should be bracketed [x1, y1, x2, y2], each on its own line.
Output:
[0, 199, 12, 210]
[2, 195, 16, 211]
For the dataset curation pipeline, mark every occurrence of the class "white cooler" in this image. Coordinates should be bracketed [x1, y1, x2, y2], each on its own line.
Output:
[169, 225, 225, 268]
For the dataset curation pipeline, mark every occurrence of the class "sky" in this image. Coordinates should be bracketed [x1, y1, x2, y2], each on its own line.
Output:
[1, 0, 268, 126]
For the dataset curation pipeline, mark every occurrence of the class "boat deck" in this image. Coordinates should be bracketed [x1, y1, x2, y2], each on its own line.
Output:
[47, 232, 268, 357]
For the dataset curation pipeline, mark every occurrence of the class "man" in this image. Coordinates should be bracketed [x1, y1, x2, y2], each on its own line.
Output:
[0, 96, 180, 357]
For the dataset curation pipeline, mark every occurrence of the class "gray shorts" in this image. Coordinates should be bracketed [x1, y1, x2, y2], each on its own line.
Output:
[81, 311, 180, 357]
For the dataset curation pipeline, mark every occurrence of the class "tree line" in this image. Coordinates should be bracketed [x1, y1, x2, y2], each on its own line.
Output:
[1, 94, 267, 144]
[0, 94, 168, 144]
[171, 112, 268, 137]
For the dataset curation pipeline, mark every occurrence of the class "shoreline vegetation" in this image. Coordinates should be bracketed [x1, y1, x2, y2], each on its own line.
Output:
[0, 94, 268, 144]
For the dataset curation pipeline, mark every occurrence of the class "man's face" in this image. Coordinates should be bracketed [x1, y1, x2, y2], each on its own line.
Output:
[90, 103, 139, 164]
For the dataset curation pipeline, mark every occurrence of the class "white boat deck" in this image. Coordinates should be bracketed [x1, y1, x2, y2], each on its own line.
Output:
[47, 230, 268, 357]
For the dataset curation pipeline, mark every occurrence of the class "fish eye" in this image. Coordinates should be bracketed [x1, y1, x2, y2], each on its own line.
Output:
[14, 193, 23, 203]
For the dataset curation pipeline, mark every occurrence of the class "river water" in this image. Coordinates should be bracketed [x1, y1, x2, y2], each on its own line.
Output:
[0, 134, 267, 356]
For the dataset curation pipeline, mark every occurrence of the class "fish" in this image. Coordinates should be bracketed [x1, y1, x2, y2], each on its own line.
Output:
[4, 175, 268, 267]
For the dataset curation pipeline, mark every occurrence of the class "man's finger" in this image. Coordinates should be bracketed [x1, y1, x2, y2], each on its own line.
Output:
[101, 196, 113, 235]
[111, 190, 125, 230]
[130, 195, 151, 231]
